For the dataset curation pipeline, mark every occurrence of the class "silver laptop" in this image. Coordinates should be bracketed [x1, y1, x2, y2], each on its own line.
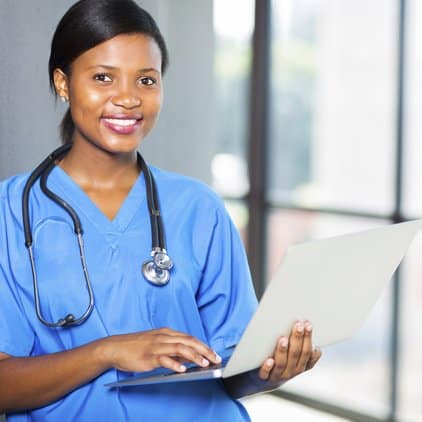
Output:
[106, 219, 422, 388]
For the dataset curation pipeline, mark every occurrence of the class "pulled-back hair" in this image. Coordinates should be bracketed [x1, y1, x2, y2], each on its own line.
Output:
[48, 0, 169, 144]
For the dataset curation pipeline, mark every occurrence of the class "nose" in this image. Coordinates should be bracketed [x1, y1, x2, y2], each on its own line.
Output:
[111, 82, 141, 109]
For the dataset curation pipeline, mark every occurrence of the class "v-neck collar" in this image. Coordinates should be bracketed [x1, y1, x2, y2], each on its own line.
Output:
[46, 164, 147, 234]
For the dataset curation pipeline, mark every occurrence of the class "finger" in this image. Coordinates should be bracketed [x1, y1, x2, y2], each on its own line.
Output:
[156, 333, 221, 364]
[306, 346, 322, 370]
[268, 336, 289, 383]
[154, 342, 212, 368]
[285, 321, 305, 370]
[258, 358, 275, 380]
[295, 321, 313, 372]
[156, 327, 199, 337]
[157, 355, 187, 373]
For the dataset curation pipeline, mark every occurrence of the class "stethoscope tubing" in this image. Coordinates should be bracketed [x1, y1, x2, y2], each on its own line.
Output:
[22, 144, 72, 247]
[28, 233, 95, 327]
[22, 144, 173, 328]
[138, 154, 163, 250]
[40, 159, 83, 235]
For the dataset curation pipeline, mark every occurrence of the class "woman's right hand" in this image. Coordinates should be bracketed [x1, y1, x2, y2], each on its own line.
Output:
[1, 328, 219, 413]
[99, 328, 221, 373]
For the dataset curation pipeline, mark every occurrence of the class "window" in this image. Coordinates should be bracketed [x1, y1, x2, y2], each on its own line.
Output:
[238, 0, 422, 420]
[213, 0, 254, 240]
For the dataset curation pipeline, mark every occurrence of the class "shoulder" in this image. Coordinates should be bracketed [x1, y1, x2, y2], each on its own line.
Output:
[0, 172, 31, 212]
[0, 173, 31, 259]
[150, 166, 226, 212]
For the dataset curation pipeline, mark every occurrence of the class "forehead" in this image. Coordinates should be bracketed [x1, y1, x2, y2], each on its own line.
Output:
[71, 33, 162, 71]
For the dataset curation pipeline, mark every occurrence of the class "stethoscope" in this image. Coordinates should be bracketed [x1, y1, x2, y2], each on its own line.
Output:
[22, 144, 173, 328]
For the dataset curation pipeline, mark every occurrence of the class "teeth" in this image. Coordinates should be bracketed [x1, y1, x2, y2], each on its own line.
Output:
[104, 118, 137, 126]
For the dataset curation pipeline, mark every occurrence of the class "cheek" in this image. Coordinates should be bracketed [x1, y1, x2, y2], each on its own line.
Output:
[70, 90, 106, 133]
[86, 90, 104, 104]
[145, 94, 163, 119]
[68, 78, 106, 117]
[73, 89, 105, 113]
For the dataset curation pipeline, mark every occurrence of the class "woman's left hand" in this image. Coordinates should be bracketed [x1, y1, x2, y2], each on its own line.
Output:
[258, 321, 322, 385]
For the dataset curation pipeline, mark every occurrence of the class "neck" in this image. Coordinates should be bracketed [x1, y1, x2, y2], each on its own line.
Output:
[57, 141, 139, 191]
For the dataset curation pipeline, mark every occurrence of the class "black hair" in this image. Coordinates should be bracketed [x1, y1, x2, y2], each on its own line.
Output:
[48, 0, 169, 144]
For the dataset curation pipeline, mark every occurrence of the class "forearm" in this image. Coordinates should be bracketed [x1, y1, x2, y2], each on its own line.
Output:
[0, 339, 110, 413]
[222, 369, 283, 399]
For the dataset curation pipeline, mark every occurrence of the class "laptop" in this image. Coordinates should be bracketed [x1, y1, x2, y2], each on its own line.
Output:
[106, 219, 422, 388]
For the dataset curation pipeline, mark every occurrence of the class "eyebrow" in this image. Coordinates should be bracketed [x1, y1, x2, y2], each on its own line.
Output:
[88, 65, 160, 73]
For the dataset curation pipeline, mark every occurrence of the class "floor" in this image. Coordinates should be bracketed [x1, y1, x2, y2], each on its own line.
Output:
[242, 394, 348, 421]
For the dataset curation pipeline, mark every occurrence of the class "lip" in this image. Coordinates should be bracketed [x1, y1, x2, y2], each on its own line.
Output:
[101, 114, 143, 135]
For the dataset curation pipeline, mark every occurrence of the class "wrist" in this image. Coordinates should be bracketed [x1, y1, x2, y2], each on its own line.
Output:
[92, 336, 115, 370]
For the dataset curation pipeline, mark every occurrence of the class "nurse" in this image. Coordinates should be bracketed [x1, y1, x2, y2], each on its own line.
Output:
[0, 0, 321, 420]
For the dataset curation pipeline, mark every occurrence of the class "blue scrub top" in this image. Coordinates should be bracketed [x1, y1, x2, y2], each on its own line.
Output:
[0, 164, 257, 421]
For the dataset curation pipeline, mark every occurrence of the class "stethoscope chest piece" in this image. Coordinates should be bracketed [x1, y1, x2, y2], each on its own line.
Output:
[153, 250, 173, 270]
[142, 260, 170, 286]
[142, 248, 173, 286]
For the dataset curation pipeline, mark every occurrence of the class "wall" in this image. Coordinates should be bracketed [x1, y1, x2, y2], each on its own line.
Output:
[0, 0, 215, 182]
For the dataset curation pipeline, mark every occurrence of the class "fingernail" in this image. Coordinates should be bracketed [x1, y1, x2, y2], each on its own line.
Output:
[215, 353, 222, 363]
[266, 358, 275, 368]
[305, 322, 313, 332]
[179, 365, 186, 371]
[296, 322, 304, 333]
[279, 336, 288, 348]
[202, 359, 209, 366]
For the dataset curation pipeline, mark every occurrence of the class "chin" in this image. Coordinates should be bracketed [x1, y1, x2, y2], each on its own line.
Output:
[105, 144, 140, 156]
[94, 136, 142, 154]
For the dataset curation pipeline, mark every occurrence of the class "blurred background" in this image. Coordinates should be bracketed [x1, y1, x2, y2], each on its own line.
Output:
[1, 0, 421, 421]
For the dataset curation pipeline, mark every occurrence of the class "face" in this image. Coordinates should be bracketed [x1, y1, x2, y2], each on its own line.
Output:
[54, 33, 163, 154]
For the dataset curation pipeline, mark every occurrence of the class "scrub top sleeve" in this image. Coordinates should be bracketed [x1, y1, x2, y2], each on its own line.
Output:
[0, 207, 35, 356]
[196, 206, 257, 355]
[0, 248, 35, 357]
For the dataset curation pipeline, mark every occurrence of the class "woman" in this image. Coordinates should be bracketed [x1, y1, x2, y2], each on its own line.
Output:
[0, 0, 321, 420]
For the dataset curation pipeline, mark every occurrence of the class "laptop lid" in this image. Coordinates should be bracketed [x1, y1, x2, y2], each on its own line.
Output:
[223, 219, 422, 377]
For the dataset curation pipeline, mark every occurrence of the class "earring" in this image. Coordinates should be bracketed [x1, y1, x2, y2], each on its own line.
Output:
[60, 96, 68, 103]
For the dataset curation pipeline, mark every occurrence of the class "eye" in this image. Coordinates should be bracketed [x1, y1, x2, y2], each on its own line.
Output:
[93, 73, 112, 83]
[139, 77, 156, 86]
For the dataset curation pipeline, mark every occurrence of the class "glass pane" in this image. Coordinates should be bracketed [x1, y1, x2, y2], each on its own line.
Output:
[212, 0, 254, 199]
[398, 232, 422, 420]
[266, 210, 391, 418]
[403, 0, 422, 217]
[268, 0, 397, 214]
[224, 199, 249, 246]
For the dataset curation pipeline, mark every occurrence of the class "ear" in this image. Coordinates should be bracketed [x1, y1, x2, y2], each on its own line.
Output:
[53, 68, 70, 102]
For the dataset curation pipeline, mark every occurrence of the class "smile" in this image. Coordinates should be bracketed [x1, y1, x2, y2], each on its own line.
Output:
[102, 116, 142, 135]
[104, 118, 137, 126]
